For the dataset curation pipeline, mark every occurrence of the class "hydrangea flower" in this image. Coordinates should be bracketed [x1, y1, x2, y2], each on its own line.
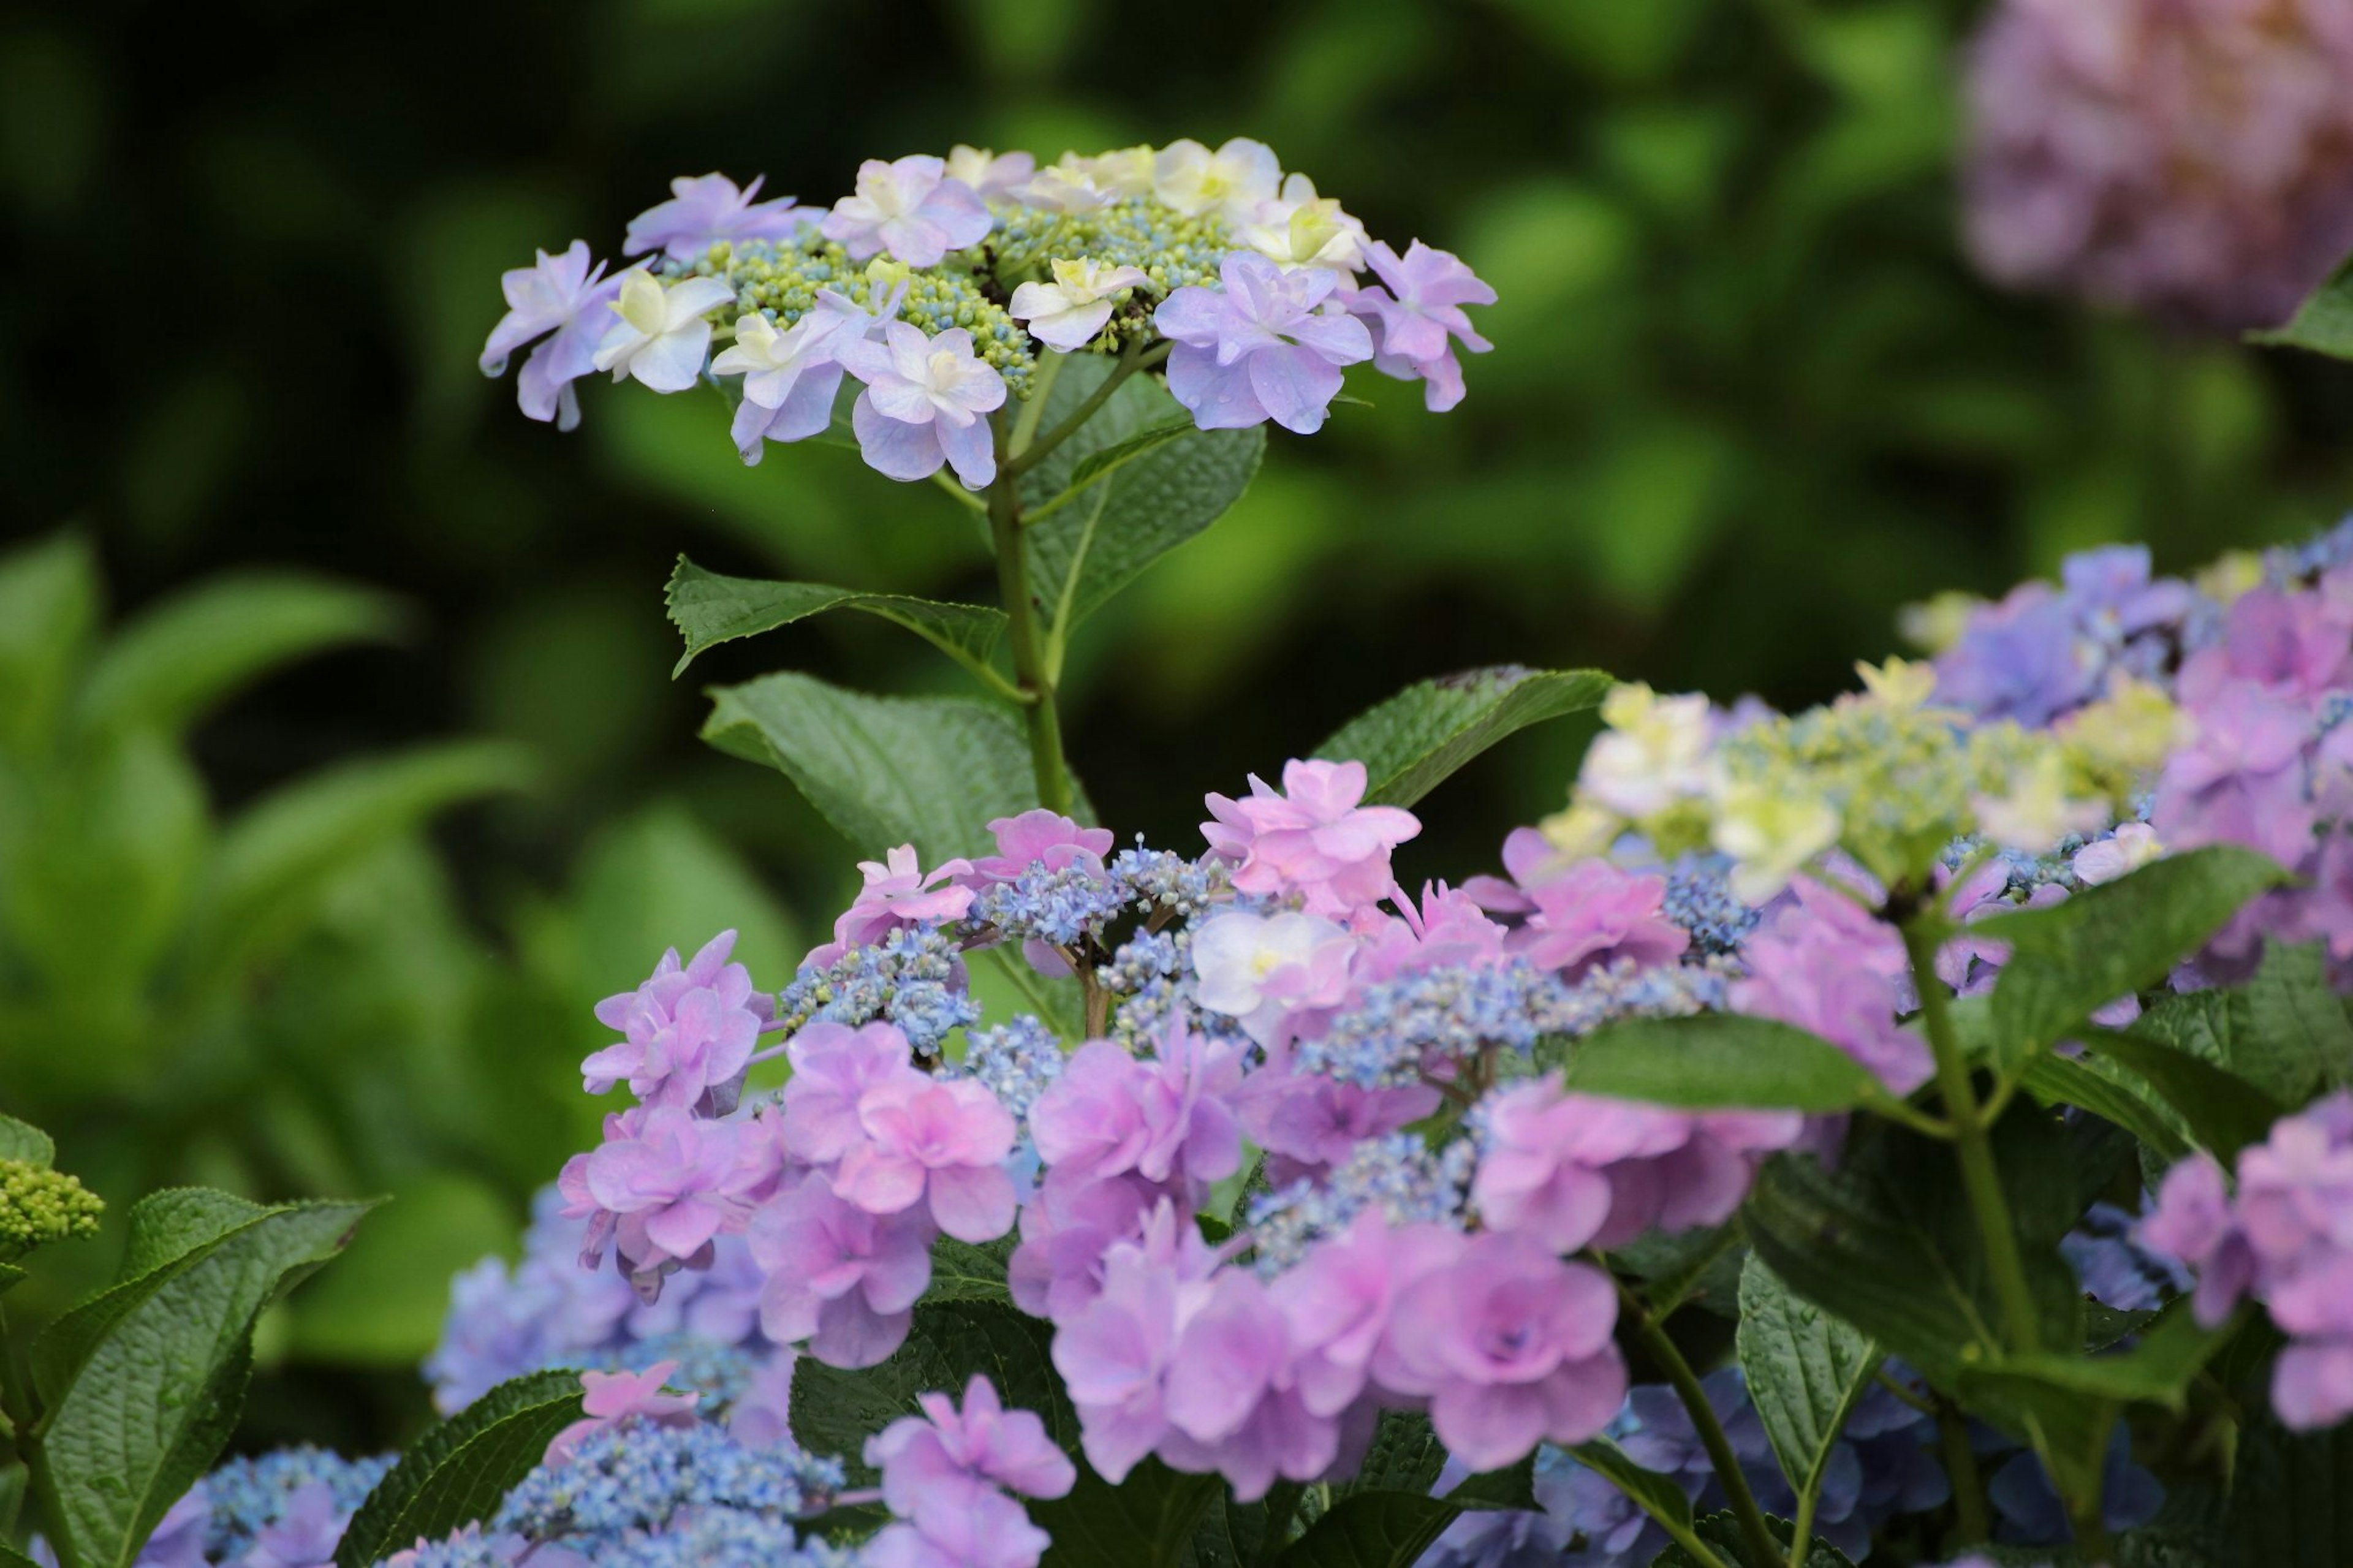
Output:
[1200, 757, 1419, 916]
[1347, 239, 1496, 411]
[822, 155, 993, 267]
[478, 241, 627, 431]
[1151, 137, 1283, 223]
[582, 928, 772, 1112]
[624, 172, 814, 260]
[579, 1107, 772, 1274]
[831, 1070, 1020, 1242]
[1154, 252, 1374, 435]
[866, 1373, 1076, 1526]
[592, 271, 736, 393]
[1008, 259, 1151, 351]
[749, 1175, 934, 1368]
[546, 1360, 702, 1464]
[838, 323, 1009, 489]
[1233, 173, 1368, 273]
[710, 289, 881, 463]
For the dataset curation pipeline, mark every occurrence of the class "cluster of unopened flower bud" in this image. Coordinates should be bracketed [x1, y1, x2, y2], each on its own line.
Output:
[0, 1155, 102, 1259]
[480, 137, 1495, 492]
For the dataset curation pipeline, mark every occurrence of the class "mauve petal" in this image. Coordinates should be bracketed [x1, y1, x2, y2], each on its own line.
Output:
[1430, 1382, 1549, 1474]
[938, 413, 997, 490]
[1167, 343, 1268, 430]
[833, 1146, 929, 1216]
[1287, 310, 1374, 365]
[643, 1199, 722, 1260]
[927, 1164, 1017, 1243]
[853, 394, 948, 480]
[811, 1295, 912, 1368]
[1247, 345, 1346, 434]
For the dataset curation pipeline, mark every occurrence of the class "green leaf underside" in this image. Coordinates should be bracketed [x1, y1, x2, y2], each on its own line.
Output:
[333, 1370, 583, 1568]
[2248, 250, 2353, 360]
[1743, 1109, 2082, 1396]
[702, 671, 1041, 861]
[1563, 1014, 1892, 1113]
[1651, 1510, 1857, 1568]
[1039, 1460, 1224, 1568]
[1271, 1458, 1534, 1568]
[1018, 354, 1265, 640]
[1979, 846, 2288, 1058]
[2077, 1029, 2287, 1159]
[32, 1191, 374, 1568]
[1567, 1436, 1694, 1531]
[2017, 1053, 2191, 1164]
[0, 1112, 54, 1168]
[1313, 665, 1612, 809]
[1962, 1301, 2229, 1414]
[663, 556, 1006, 680]
[1736, 1256, 1881, 1506]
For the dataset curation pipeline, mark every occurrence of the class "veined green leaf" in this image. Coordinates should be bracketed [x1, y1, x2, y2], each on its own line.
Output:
[1314, 665, 1612, 808]
[332, 1369, 583, 1568]
[2247, 249, 2353, 360]
[1736, 1256, 1881, 1517]
[1563, 1013, 1895, 1114]
[2076, 1030, 2286, 1160]
[664, 556, 1007, 685]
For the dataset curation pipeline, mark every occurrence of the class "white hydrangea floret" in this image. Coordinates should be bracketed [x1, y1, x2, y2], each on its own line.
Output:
[1578, 683, 1715, 820]
[593, 271, 735, 393]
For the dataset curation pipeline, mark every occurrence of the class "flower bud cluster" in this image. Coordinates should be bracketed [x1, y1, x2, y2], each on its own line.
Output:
[0, 1156, 102, 1259]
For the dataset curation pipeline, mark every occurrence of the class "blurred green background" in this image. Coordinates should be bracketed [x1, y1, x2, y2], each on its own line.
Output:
[4, 0, 2352, 1453]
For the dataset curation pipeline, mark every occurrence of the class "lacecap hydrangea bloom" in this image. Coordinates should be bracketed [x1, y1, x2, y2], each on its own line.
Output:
[480, 140, 1493, 482]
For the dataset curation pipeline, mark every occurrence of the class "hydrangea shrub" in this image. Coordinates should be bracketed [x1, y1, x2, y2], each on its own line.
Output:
[12, 139, 2353, 1568]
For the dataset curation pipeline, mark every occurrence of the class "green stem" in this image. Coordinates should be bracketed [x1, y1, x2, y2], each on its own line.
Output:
[1901, 915, 2044, 1354]
[1615, 1278, 1786, 1568]
[986, 426, 1072, 817]
[0, 1303, 70, 1568]
[1933, 1396, 1990, 1551]
[1009, 349, 1066, 456]
[1002, 339, 1170, 482]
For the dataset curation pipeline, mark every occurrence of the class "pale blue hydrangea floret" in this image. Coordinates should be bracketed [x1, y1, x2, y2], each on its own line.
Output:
[1298, 959, 1575, 1089]
[2061, 1200, 2191, 1312]
[1659, 854, 1759, 957]
[1246, 1134, 1476, 1273]
[368, 1526, 525, 1568]
[773, 923, 979, 1058]
[580, 1333, 767, 1415]
[986, 199, 1235, 335]
[204, 1447, 395, 1563]
[1105, 843, 1224, 919]
[967, 862, 1129, 949]
[493, 1422, 844, 1545]
[1099, 929, 1184, 995]
[952, 1016, 1065, 1123]
[2265, 513, 2353, 586]
[581, 1509, 852, 1568]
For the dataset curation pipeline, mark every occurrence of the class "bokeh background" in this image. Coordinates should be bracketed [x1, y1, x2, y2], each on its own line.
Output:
[5, 0, 2352, 1456]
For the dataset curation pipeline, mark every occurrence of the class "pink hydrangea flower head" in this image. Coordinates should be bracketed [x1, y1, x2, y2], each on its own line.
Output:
[2153, 680, 2319, 869]
[837, 324, 1009, 490]
[2272, 1337, 2353, 1432]
[582, 928, 771, 1111]
[1347, 238, 1496, 412]
[1028, 1029, 1243, 1194]
[1189, 909, 1358, 1046]
[1271, 1211, 1464, 1418]
[750, 1176, 935, 1368]
[582, 1106, 772, 1271]
[1237, 1064, 1438, 1174]
[1730, 888, 1931, 1094]
[1007, 1168, 1159, 1320]
[833, 1072, 1020, 1242]
[823, 845, 980, 960]
[1961, 0, 2353, 328]
[2139, 1151, 2257, 1327]
[1157, 1267, 1338, 1501]
[782, 1020, 918, 1164]
[1360, 882, 1512, 979]
[1154, 253, 1375, 436]
[544, 1359, 700, 1465]
[969, 810, 1116, 885]
[866, 1490, 1053, 1568]
[1049, 1205, 1222, 1483]
[1510, 860, 1688, 977]
[479, 241, 626, 433]
[1377, 1232, 1626, 1471]
[1470, 1077, 1694, 1252]
[1200, 759, 1420, 917]
[822, 155, 993, 267]
[867, 1373, 1077, 1527]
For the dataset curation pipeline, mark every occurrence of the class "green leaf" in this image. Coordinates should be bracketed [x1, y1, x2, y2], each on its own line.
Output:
[922, 1235, 1015, 1305]
[702, 670, 1045, 860]
[1735, 1255, 1881, 1511]
[1743, 1105, 2082, 1391]
[0, 532, 100, 756]
[1963, 1301, 2229, 1415]
[332, 1369, 583, 1568]
[2247, 249, 2353, 360]
[2245, 940, 2353, 1097]
[1037, 1458, 1224, 1568]
[0, 1113, 53, 1168]
[789, 1301, 1075, 1483]
[1611, 1224, 1746, 1319]
[1271, 1460, 1534, 1568]
[1566, 1436, 1694, 1532]
[0, 1542, 42, 1568]
[1561, 1013, 1896, 1114]
[74, 574, 403, 738]
[1979, 846, 2289, 1059]
[1651, 1511, 1857, 1568]
[1313, 665, 1612, 808]
[2222, 1408, 2353, 1568]
[1333, 1409, 1449, 1498]
[32, 1191, 375, 1568]
[1186, 1483, 1303, 1568]
[2017, 1053, 2191, 1164]
[663, 556, 1007, 684]
[2076, 1030, 2287, 1160]
[186, 741, 533, 985]
[1020, 355, 1265, 641]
